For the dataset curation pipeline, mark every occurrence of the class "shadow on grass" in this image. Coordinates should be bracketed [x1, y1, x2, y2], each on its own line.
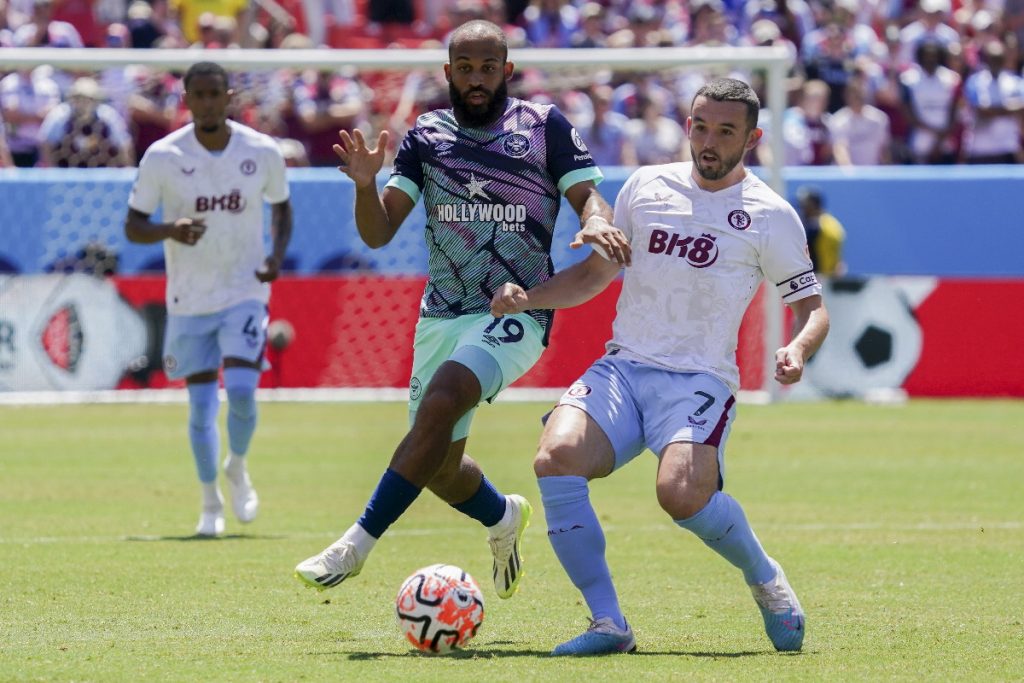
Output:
[123, 533, 288, 542]
[343, 647, 776, 660]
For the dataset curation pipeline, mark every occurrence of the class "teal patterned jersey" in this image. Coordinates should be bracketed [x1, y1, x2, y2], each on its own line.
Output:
[386, 97, 603, 338]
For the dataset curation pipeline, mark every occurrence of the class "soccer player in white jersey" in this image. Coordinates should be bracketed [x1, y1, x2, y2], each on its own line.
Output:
[124, 62, 293, 537]
[294, 20, 630, 599]
[491, 78, 830, 655]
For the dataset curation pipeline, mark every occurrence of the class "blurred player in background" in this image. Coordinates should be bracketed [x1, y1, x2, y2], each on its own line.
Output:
[491, 78, 830, 655]
[124, 61, 293, 537]
[295, 20, 630, 598]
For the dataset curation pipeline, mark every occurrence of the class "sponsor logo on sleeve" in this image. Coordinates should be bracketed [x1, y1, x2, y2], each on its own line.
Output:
[571, 127, 588, 152]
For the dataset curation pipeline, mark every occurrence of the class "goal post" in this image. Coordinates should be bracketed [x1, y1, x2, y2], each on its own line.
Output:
[0, 45, 792, 401]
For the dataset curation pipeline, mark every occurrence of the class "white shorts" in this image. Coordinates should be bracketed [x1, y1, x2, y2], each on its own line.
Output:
[557, 353, 737, 485]
[163, 300, 268, 380]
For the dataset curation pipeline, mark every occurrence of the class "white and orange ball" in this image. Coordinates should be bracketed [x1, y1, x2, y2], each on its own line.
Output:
[395, 564, 484, 655]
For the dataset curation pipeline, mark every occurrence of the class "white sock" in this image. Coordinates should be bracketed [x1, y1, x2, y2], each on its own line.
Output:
[224, 454, 247, 482]
[488, 496, 514, 532]
[202, 482, 223, 512]
[344, 523, 378, 558]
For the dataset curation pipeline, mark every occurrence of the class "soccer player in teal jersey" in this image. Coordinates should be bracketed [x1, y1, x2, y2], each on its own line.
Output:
[295, 20, 631, 598]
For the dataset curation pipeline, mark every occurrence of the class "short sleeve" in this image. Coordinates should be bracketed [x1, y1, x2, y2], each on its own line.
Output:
[762, 203, 821, 303]
[385, 129, 424, 203]
[263, 143, 290, 204]
[544, 106, 603, 195]
[128, 147, 164, 215]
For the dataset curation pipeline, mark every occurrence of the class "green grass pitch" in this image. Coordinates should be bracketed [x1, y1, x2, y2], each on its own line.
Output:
[1, 399, 1022, 681]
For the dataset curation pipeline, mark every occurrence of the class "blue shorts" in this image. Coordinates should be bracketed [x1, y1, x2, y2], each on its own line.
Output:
[557, 354, 737, 484]
[163, 300, 268, 380]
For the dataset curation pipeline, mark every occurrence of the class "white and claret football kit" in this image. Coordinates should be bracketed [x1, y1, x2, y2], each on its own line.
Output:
[128, 120, 290, 377]
[388, 98, 604, 439]
[560, 162, 822, 477]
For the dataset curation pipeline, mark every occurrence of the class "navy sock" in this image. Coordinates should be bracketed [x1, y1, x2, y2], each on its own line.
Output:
[357, 468, 422, 539]
[451, 476, 507, 527]
[675, 491, 775, 585]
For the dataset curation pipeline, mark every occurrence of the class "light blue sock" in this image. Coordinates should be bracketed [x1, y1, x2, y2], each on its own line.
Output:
[187, 381, 220, 483]
[539, 476, 625, 629]
[224, 367, 259, 457]
[675, 491, 775, 585]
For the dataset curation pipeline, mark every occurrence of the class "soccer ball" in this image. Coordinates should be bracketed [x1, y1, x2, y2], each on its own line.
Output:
[395, 564, 484, 655]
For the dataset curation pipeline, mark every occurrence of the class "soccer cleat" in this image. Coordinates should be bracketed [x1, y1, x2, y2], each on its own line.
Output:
[750, 557, 805, 651]
[488, 494, 532, 599]
[224, 459, 258, 523]
[195, 509, 225, 537]
[551, 617, 637, 656]
[294, 538, 365, 591]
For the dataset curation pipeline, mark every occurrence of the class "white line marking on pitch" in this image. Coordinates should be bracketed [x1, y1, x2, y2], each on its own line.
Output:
[1, 521, 1019, 545]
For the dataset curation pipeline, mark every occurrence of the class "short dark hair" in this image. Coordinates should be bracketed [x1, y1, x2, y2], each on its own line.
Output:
[692, 77, 760, 131]
[183, 61, 230, 91]
[448, 20, 507, 62]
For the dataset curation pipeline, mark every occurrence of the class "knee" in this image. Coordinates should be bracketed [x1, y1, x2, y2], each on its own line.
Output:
[416, 386, 471, 428]
[226, 387, 256, 418]
[656, 479, 714, 520]
[533, 442, 586, 479]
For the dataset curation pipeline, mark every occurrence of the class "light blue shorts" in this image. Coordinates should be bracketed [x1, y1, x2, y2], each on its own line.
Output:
[556, 353, 737, 486]
[163, 300, 268, 380]
[409, 312, 546, 442]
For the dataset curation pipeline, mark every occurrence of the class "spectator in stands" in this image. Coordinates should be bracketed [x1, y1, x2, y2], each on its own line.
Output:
[38, 76, 134, 168]
[797, 186, 846, 277]
[801, 16, 858, 114]
[12, 0, 84, 48]
[900, 40, 962, 164]
[1006, 0, 1024, 71]
[0, 117, 14, 166]
[829, 72, 891, 165]
[300, 0, 355, 46]
[0, 65, 61, 167]
[294, 68, 370, 166]
[623, 90, 687, 165]
[685, 0, 736, 47]
[742, 0, 815, 48]
[575, 84, 633, 167]
[961, 40, 1023, 164]
[171, 0, 247, 45]
[570, 2, 606, 48]
[51, 0, 101, 46]
[520, 0, 578, 48]
[277, 136, 310, 166]
[897, 0, 960, 70]
[788, 79, 833, 165]
[0, 0, 13, 47]
[126, 0, 165, 48]
[127, 68, 179, 163]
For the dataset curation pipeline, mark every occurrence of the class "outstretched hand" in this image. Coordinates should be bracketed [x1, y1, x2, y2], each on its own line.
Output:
[491, 282, 529, 317]
[333, 129, 389, 189]
[572, 216, 631, 265]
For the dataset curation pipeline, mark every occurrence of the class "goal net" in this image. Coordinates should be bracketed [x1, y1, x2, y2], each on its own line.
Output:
[0, 45, 790, 401]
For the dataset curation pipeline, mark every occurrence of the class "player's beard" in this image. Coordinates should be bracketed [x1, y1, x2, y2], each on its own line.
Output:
[450, 80, 508, 127]
[691, 144, 745, 181]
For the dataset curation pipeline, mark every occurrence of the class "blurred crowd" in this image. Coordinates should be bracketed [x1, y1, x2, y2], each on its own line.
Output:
[1, 0, 1023, 169]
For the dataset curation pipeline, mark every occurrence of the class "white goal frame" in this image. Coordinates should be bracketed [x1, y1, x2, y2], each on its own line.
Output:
[0, 45, 792, 403]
